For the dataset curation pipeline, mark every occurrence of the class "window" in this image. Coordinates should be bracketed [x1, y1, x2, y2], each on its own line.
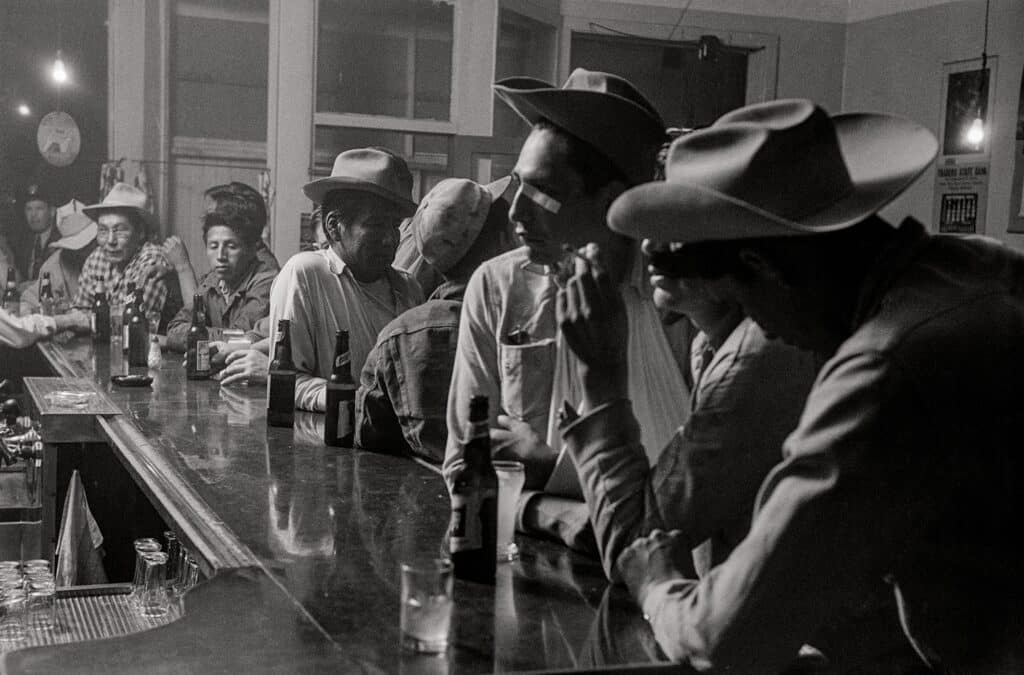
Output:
[316, 0, 454, 121]
[172, 0, 269, 141]
[493, 8, 557, 139]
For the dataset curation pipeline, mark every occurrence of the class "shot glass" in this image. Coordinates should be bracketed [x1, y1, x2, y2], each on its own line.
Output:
[27, 580, 56, 630]
[139, 552, 169, 618]
[400, 559, 453, 654]
[130, 538, 162, 606]
[0, 589, 28, 642]
[493, 461, 526, 562]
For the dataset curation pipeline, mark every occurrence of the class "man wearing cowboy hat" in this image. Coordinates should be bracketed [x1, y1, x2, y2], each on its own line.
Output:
[442, 69, 692, 552]
[20, 184, 57, 281]
[263, 148, 423, 411]
[557, 99, 1024, 671]
[71, 182, 172, 318]
[356, 176, 515, 464]
[21, 199, 97, 314]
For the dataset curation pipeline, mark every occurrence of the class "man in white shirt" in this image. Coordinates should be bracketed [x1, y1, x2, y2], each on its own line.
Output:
[265, 148, 423, 411]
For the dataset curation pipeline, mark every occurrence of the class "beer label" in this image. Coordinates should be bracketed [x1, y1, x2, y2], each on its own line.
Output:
[448, 492, 481, 552]
[334, 353, 350, 370]
[196, 341, 211, 371]
[123, 324, 130, 345]
[336, 399, 353, 441]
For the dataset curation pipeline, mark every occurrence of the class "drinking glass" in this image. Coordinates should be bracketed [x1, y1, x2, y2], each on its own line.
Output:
[130, 538, 162, 606]
[163, 531, 180, 589]
[27, 580, 56, 630]
[110, 300, 124, 345]
[139, 552, 169, 618]
[400, 559, 453, 653]
[493, 461, 526, 562]
[0, 589, 28, 641]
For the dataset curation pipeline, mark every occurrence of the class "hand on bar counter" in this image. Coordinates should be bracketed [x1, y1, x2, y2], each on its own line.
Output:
[215, 348, 269, 386]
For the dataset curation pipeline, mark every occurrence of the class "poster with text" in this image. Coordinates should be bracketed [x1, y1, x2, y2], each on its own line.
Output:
[934, 160, 989, 234]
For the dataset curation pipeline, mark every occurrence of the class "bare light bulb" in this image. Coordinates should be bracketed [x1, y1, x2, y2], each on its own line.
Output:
[966, 116, 985, 148]
[16, 103, 31, 117]
[52, 50, 68, 84]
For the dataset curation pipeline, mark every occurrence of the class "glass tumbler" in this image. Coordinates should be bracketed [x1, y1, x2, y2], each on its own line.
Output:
[493, 461, 526, 561]
[139, 552, 169, 618]
[27, 580, 56, 630]
[0, 589, 28, 642]
[131, 538, 162, 606]
[400, 559, 453, 654]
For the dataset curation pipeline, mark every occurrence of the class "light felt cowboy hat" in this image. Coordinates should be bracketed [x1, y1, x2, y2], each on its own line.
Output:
[494, 68, 666, 186]
[51, 199, 97, 250]
[82, 182, 159, 233]
[412, 176, 512, 274]
[608, 99, 938, 243]
[303, 148, 417, 216]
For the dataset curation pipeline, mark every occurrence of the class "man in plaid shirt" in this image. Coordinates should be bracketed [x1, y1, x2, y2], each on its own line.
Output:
[74, 183, 172, 316]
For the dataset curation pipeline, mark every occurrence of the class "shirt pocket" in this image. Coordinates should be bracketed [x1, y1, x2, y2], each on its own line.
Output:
[499, 339, 555, 424]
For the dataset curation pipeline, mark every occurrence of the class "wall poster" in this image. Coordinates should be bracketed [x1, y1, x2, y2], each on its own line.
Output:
[1007, 66, 1024, 233]
[933, 57, 997, 234]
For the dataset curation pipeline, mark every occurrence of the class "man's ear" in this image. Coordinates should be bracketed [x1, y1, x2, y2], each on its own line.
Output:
[737, 247, 787, 286]
[323, 210, 341, 242]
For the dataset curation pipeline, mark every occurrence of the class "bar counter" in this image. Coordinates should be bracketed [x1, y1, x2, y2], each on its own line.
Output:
[1, 338, 677, 674]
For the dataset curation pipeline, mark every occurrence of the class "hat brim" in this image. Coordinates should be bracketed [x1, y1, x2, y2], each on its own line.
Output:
[51, 222, 97, 250]
[302, 177, 417, 216]
[485, 175, 513, 202]
[494, 80, 665, 185]
[609, 112, 938, 243]
[81, 203, 159, 233]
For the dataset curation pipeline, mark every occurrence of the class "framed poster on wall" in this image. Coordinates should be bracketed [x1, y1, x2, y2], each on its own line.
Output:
[1006, 67, 1024, 233]
[933, 57, 997, 234]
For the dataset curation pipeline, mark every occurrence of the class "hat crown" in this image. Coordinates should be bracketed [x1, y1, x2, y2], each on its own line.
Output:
[413, 178, 492, 274]
[666, 99, 853, 221]
[325, 148, 413, 203]
[56, 199, 90, 237]
[562, 68, 663, 126]
[24, 184, 51, 205]
[100, 182, 152, 211]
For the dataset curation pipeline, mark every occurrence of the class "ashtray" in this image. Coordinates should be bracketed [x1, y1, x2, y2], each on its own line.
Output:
[111, 374, 153, 388]
[44, 390, 95, 408]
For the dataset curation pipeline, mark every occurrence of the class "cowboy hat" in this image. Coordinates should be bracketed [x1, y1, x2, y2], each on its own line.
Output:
[413, 176, 512, 274]
[494, 68, 666, 186]
[82, 182, 159, 233]
[302, 148, 417, 215]
[51, 199, 97, 250]
[608, 99, 938, 243]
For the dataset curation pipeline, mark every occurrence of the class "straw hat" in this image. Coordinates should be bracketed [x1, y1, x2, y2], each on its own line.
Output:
[51, 199, 97, 250]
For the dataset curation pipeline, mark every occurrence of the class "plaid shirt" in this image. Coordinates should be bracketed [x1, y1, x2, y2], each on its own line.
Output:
[72, 242, 172, 315]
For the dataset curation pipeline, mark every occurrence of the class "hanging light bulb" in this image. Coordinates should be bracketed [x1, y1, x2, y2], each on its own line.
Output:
[16, 103, 31, 117]
[52, 50, 68, 84]
[966, 116, 985, 148]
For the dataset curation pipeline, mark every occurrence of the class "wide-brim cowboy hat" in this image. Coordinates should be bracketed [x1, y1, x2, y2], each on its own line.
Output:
[494, 69, 666, 186]
[412, 176, 512, 274]
[608, 98, 938, 243]
[303, 148, 417, 216]
[51, 199, 96, 250]
[83, 182, 159, 233]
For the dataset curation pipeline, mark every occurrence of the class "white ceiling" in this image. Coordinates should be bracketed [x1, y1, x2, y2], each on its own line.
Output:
[608, 0, 964, 24]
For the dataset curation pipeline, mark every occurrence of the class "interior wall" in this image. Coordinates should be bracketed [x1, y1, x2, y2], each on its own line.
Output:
[843, 0, 1024, 247]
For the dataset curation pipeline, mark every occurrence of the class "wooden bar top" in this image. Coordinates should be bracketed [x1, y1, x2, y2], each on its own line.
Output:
[1, 338, 678, 674]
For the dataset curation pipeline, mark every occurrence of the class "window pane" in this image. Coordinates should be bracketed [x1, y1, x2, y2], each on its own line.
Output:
[570, 33, 748, 129]
[493, 9, 556, 139]
[317, 0, 454, 121]
[172, 2, 269, 141]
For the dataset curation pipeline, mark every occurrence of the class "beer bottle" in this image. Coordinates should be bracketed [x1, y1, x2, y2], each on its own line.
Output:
[449, 395, 498, 584]
[2, 269, 20, 316]
[323, 330, 356, 447]
[92, 291, 110, 343]
[267, 319, 296, 428]
[186, 294, 211, 380]
[121, 281, 137, 351]
[39, 272, 54, 316]
[127, 287, 149, 367]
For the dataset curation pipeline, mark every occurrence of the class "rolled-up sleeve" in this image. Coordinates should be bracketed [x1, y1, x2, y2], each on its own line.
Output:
[634, 352, 929, 670]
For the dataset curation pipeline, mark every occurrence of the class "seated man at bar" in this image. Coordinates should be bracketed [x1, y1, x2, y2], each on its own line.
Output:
[21, 199, 97, 314]
[204, 182, 280, 272]
[444, 69, 692, 551]
[356, 177, 513, 463]
[265, 148, 423, 411]
[558, 99, 1024, 671]
[72, 183, 173, 318]
[163, 203, 277, 352]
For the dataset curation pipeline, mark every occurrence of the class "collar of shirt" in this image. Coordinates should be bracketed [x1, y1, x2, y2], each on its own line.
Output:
[850, 217, 930, 330]
[429, 279, 467, 302]
[200, 258, 261, 302]
[519, 241, 648, 294]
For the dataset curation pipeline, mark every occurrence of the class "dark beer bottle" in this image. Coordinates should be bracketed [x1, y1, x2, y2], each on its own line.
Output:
[92, 291, 110, 343]
[186, 294, 211, 380]
[2, 269, 20, 316]
[449, 395, 498, 584]
[121, 281, 137, 351]
[323, 330, 356, 446]
[39, 272, 54, 315]
[267, 319, 296, 428]
[127, 287, 149, 367]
